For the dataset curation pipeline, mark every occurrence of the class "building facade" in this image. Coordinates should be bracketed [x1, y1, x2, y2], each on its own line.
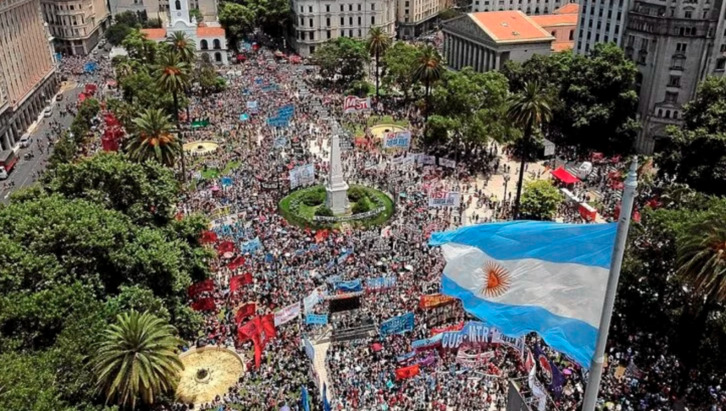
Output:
[573, 0, 630, 54]
[291, 0, 396, 57]
[0, 0, 59, 151]
[530, 3, 579, 51]
[141, 0, 228, 63]
[109, 0, 218, 24]
[442, 11, 554, 71]
[397, 0, 448, 39]
[625, 0, 724, 153]
[40, 0, 111, 55]
[472, 0, 575, 15]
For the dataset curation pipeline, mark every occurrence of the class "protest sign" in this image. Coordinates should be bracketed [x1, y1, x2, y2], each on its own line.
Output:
[305, 313, 329, 325]
[240, 237, 262, 254]
[289, 164, 315, 189]
[274, 302, 301, 326]
[428, 191, 461, 207]
[304, 336, 315, 360]
[380, 312, 414, 336]
[343, 95, 371, 113]
[188, 279, 214, 298]
[419, 293, 457, 309]
[411, 333, 443, 350]
[383, 130, 412, 149]
[456, 350, 496, 368]
[334, 279, 362, 292]
[395, 364, 420, 380]
[303, 289, 322, 313]
[365, 277, 396, 291]
[246, 101, 258, 114]
[418, 155, 436, 165]
[439, 158, 456, 168]
[229, 273, 253, 292]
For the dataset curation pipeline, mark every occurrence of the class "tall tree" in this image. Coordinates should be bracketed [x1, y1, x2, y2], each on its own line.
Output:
[519, 180, 563, 220]
[93, 311, 183, 410]
[312, 37, 369, 87]
[658, 76, 726, 196]
[155, 50, 190, 178]
[412, 44, 443, 123]
[366, 27, 391, 98]
[166, 31, 196, 65]
[381, 42, 422, 100]
[218, 2, 256, 51]
[127, 108, 180, 167]
[506, 81, 553, 219]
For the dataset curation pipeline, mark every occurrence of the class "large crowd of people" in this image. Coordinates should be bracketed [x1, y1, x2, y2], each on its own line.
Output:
[85, 46, 725, 411]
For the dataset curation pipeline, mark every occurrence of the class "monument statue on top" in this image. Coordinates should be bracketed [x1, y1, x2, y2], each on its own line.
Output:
[326, 134, 350, 214]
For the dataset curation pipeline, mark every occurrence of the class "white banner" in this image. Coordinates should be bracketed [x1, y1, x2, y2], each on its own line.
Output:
[343, 96, 371, 113]
[303, 288, 322, 313]
[289, 164, 315, 189]
[439, 157, 456, 168]
[274, 302, 301, 326]
[418, 155, 436, 165]
[428, 191, 461, 207]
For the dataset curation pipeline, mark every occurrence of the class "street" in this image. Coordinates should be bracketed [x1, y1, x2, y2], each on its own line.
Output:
[0, 81, 83, 203]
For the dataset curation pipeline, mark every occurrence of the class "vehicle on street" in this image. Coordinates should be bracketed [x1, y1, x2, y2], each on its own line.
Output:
[56, 94, 63, 101]
[19, 134, 30, 148]
[0, 150, 18, 179]
[43, 107, 52, 117]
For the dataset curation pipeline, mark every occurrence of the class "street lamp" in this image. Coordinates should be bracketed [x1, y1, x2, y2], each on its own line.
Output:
[502, 174, 511, 218]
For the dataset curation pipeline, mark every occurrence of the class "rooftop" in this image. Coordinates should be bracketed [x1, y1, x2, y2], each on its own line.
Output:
[197, 26, 225, 37]
[530, 11, 578, 27]
[554, 3, 579, 14]
[469, 11, 554, 43]
[141, 28, 167, 40]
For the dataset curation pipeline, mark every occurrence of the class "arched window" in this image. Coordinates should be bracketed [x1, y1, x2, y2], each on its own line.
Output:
[665, 110, 671, 118]
[215, 52, 222, 62]
[175, 0, 180, 10]
[213, 39, 221, 49]
[658, 109, 663, 117]
[200, 39, 208, 49]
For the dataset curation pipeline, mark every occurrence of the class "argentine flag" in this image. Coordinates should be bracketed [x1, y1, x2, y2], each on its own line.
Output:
[429, 221, 617, 367]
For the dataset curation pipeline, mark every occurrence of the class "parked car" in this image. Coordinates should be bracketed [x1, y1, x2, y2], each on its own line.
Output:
[43, 107, 52, 117]
[19, 134, 30, 148]
[56, 94, 63, 101]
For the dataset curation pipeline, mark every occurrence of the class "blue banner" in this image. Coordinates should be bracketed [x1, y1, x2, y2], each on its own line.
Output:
[383, 130, 412, 149]
[239, 113, 249, 122]
[337, 247, 354, 264]
[396, 351, 416, 363]
[266, 116, 290, 128]
[83, 62, 97, 73]
[326, 274, 342, 284]
[304, 336, 315, 360]
[240, 237, 262, 254]
[277, 104, 295, 119]
[262, 84, 279, 92]
[411, 333, 443, 350]
[246, 100, 258, 113]
[274, 137, 287, 148]
[380, 312, 414, 336]
[366, 277, 396, 290]
[221, 177, 233, 187]
[334, 279, 362, 292]
[305, 313, 329, 325]
[441, 321, 491, 349]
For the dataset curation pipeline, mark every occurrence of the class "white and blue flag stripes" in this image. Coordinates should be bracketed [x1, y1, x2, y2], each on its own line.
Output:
[429, 221, 617, 367]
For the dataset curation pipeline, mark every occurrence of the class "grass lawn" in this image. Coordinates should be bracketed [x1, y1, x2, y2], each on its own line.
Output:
[200, 161, 241, 180]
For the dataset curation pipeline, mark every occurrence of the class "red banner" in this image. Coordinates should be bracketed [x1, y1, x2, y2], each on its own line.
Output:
[200, 230, 218, 244]
[230, 273, 253, 292]
[188, 279, 214, 298]
[191, 297, 216, 312]
[314, 229, 329, 243]
[217, 241, 236, 254]
[237, 314, 277, 368]
[419, 294, 457, 309]
[227, 256, 246, 271]
[235, 303, 256, 324]
[395, 364, 420, 380]
[431, 322, 464, 336]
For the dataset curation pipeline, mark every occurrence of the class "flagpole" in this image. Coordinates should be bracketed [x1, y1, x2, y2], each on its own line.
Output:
[582, 157, 638, 411]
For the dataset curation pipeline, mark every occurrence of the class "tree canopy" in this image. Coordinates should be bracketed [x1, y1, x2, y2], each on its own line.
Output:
[518, 179, 563, 220]
[312, 37, 369, 87]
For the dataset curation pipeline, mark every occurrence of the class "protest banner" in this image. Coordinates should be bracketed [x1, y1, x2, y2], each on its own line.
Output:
[229, 273, 253, 292]
[227, 256, 246, 271]
[439, 158, 456, 168]
[239, 113, 249, 122]
[411, 333, 443, 350]
[303, 289, 322, 313]
[191, 297, 216, 311]
[396, 351, 416, 363]
[456, 350, 496, 368]
[289, 164, 315, 188]
[383, 130, 412, 149]
[395, 364, 420, 380]
[419, 293, 457, 309]
[235, 302, 256, 324]
[334, 279, 362, 292]
[304, 336, 315, 360]
[188, 279, 214, 298]
[274, 137, 287, 148]
[431, 322, 465, 336]
[418, 155, 436, 165]
[380, 312, 415, 336]
[365, 277, 397, 291]
[240, 237, 262, 254]
[428, 191, 461, 207]
[274, 302, 301, 326]
[246, 101, 258, 114]
[305, 313, 329, 325]
[343, 95, 371, 113]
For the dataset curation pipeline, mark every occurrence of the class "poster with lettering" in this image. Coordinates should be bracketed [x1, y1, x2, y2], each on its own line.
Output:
[343, 96, 371, 113]
[273, 302, 301, 326]
[289, 164, 315, 189]
[379, 312, 415, 336]
[428, 191, 461, 207]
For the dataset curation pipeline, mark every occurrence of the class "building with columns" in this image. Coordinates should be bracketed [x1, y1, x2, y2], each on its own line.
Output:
[140, 0, 228, 64]
[109, 0, 218, 25]
[0, 0, 59, 151]
[291, 0, 396, 57]
[40, 0, 111, 55]
[442, 10, 554, 72]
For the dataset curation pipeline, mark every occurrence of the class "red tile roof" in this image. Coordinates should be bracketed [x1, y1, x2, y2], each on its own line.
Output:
[197, 26, 226, 37]
[530, 12, 578, 27]
[470, 11, 553, 43]
[141, 28, 167, 40]
[552, 41, 574, 52]
[554, 3, 579, 14]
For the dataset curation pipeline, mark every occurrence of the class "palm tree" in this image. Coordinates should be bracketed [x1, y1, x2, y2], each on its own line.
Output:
[412, 44, 443, 123]
[506, 81, 553, 219]
[92, 311, 184, 410]
[167, 31, 196, 65]
[367, 27, 391, 99]
[126, 108, 181, 166]
[156, 49, 191, 179]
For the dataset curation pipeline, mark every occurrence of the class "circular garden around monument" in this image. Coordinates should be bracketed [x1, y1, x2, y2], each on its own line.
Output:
[175, 345, 245, 405]
[279, 184, 394, 228]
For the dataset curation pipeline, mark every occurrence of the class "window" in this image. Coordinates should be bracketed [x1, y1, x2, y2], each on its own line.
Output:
[349, 29, 354, 36]
[676, 42, 687, 52]
[340, 16, 344, 25]
[665, 91, 678, 103]
[309, 18, 313, 27]
[175, 0, 181, 10]
[358, 29, 361, 36]
[371, 16, 375, 24]
[349, 4, 352, 11]
[311, 32, 315, 40]
[668, 75, 680, 87]
[213, 39, 221, 49]
[684, 10, 692, 18]
[300, 17, 304, 25]
[371, 3, 375, 9]
[309, 6, 313, 12]
[327, 17, 330, 26]
[358, 16, 361, 25]
[716, 58, 726, 70]
[310, 46, 316, 54]
[340, 4, 344, 11]
[327, 30, 331, 38]
[671, 55, 685, 69]
[326, 4, 330, 12]
[358, 3, 361, 10]
[300, 6, 304, 12]
[349, 16, 353, 24]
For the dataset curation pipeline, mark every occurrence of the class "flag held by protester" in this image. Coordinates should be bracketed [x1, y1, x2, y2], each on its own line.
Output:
[395, 364, 420, 380]
[235, 303, 256, 324]
[188, 279, 214, 298]
[229, 272, 253, 292]
[429, 221, 617, 368]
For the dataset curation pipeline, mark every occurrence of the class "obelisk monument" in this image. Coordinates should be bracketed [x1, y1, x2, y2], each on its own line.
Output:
[326, 134, 350, 214]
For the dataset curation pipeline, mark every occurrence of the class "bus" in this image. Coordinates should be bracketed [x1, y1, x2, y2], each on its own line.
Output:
[0, 149, 18, 179]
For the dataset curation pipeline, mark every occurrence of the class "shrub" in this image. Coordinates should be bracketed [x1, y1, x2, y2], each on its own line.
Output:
[301, 189, 324, 206]
[315, 205, 334, 217]
[352, 196, 372, 214]
[347, 186, 367, 202]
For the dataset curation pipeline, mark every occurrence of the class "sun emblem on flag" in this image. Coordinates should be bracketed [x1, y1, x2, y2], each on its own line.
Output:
[481, 261, 511, 297]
